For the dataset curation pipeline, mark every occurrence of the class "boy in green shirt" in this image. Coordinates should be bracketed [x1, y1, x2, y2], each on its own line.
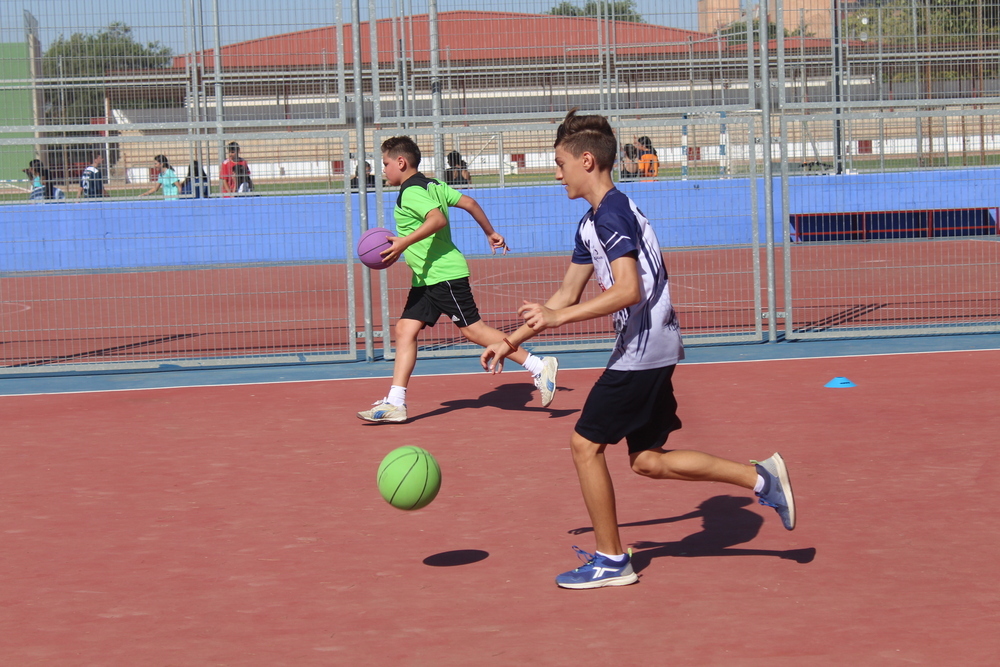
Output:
[358, 136, 559, 423]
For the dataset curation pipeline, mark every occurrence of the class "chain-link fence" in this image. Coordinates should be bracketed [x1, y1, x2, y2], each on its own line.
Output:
[1, 1, 997, 372]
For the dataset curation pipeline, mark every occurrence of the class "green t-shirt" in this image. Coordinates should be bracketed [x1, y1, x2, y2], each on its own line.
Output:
[394, 173, 469, 287]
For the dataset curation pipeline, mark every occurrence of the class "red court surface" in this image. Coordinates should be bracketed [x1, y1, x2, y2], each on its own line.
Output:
[4, 237, 997, 366]
[2, 349, 998, 665]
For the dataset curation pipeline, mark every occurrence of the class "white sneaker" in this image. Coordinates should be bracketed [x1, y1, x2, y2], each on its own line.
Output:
[534, 356, 559, 408]
[357, 399, 408, 423]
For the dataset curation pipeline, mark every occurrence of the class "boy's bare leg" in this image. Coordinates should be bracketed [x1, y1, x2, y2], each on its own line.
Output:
[459, 320, 528, 366]
[463, 320, 559, 407]
[570, 448, 756, 555]
[570, 432, 623, 555]
[391, 318, 425, 387]
[357, 317, 424, 423]
[629, 449, 756, 489]
[629, 449, 796, 530]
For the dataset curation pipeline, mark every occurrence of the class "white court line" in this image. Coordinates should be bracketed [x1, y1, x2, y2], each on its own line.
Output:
[669, 281, 709, 293]
[2, 345, 998, 398]
[1, 303, 32, 314]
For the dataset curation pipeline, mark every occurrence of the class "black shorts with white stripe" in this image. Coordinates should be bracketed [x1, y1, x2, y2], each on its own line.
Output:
[400, 277, 482, 328]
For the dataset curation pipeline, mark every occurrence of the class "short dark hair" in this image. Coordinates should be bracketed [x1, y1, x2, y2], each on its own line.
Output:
[227, 141, 240, 153]
[381, 136, 421, 167]
[554, 109, 617, 171]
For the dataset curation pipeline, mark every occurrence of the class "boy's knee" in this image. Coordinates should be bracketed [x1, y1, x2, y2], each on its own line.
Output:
[395, 319, 423, 339]
[569, 432, 602, 462]
[630, 450, 661, 478]
[459, 320, 491, 344]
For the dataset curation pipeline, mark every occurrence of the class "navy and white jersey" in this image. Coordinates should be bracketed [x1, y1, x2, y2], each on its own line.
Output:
[80, 165, 105, 198]
[571, 188, 684, 371]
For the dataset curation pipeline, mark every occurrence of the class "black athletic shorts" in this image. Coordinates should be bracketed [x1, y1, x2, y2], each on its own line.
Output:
[574, 365, 682, 454]
[400, 277, 482, 328]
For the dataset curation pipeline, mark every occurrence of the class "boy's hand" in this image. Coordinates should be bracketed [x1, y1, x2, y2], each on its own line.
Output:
[379, 235, 406, 266]
[486, 232, 509, 254]
[480, 342, 510, 374]
[518, 300, 558, 332]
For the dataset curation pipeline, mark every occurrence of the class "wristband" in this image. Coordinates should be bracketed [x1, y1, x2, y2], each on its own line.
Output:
[502, 338, 518, 353]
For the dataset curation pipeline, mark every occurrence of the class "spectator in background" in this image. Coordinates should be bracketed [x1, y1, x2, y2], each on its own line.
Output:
[25, 159, 62, 200]
[180, 160, 210, 198]
[350, 161, 377, 190]
[619, 143, 640, 181]
[220, 142, 252, 195]
[78, 152, 107, 198]
[636, 135, 659, 180]
[444, 150, 470, 186]
[140, 155, 180, 200]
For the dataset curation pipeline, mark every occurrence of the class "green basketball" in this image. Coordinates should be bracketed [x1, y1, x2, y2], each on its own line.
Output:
[377, 446, 442, 510]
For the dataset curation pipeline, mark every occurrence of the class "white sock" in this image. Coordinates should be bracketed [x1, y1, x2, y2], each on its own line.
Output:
[596, 550, 626, 563]
[522, 353, 544, 376]
[387, 385, 407, 406]
[753, 474, 765, 494]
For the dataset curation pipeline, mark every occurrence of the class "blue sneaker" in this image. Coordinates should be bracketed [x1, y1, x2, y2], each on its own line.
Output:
[753, 452, 796, 530]
[555, 546, 638, 589]
[534, 356, 559, 408]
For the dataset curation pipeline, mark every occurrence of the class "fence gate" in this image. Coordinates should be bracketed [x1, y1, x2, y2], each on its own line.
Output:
[780, 112, 1000, 341]
[0, 131, 362, 373]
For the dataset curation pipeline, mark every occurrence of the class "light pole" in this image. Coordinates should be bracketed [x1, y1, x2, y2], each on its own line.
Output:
[832, 0, 845, 174]
[911, 0, 923, 167]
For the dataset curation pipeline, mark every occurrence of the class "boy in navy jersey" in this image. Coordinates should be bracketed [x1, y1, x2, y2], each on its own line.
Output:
[481, 110, 797, 589]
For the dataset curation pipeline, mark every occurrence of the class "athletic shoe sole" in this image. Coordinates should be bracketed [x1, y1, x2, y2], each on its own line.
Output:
[556, 572, 639, 590]
[768, 452, 796, 530]
[537, 357, 559, 408]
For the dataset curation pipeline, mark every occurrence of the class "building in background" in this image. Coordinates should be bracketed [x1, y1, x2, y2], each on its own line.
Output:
[699, 0, 860, 39]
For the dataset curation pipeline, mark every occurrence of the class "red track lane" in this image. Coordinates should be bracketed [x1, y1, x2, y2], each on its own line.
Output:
[1, 350, 998, 665]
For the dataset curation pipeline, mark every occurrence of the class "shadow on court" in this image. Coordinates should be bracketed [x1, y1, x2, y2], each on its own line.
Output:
[401, 381, 578, 423]
[423, 549, 491, 567]
[569, 495, 816, 572]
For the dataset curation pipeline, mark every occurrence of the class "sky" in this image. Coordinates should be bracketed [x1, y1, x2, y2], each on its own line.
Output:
[3, 0, 701, 54]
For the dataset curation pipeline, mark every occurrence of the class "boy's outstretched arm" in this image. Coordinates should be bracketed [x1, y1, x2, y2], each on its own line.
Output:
[524, 253, 641, 331]
[481, 254, 641, 373]
[454, 194, 508, 254]
[482, 258, 623, 373]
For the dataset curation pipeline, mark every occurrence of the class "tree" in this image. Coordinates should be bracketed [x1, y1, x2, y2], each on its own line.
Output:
[847, 0, 1000, 47]
[42, 22, 173, 124]
[547, 1, 646, 23]
[847, 0, 1000, 81]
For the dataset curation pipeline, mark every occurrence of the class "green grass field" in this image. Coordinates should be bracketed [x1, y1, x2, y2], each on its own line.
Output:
[3, 153, 997, 204]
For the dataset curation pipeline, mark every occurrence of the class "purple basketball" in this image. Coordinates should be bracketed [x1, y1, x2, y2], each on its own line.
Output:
[357, 227, 394, 270]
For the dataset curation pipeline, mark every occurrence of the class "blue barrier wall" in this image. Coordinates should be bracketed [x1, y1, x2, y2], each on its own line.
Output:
[3, 167, 998, 273]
